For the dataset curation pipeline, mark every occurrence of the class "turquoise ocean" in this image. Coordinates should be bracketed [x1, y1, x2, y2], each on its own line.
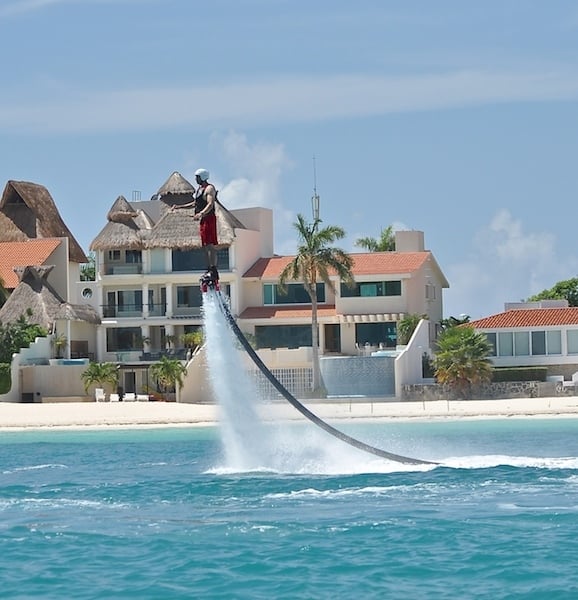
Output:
[2, 296, 578, 599]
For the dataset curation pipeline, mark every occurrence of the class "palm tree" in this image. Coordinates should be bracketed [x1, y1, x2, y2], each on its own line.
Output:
[150, 356, 188, 401]
[279, 214, 354, 395]
[397, 313, 427, 345]
[355, 225, 395, 252]
[434, 326, 493, 399]
[0, 275, 8, 308]
[80, 362, 119, 394]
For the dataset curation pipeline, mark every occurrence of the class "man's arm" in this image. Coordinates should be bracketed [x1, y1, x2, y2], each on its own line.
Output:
[194, 185, 216, 219]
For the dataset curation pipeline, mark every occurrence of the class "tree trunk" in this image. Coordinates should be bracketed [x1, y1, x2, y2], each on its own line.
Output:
[311, 293, 322, 395]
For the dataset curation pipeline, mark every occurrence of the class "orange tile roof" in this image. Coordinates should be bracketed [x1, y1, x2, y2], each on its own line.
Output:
[470, 307, 578, 329]
[0, 239, 62, 289]
[239, 305, 337, 320]
[243, 252, 431, 278]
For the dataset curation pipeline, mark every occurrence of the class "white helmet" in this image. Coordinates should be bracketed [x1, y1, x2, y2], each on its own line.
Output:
[195, 168, 210, 181]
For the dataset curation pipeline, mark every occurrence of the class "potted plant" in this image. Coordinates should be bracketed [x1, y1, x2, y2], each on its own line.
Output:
[50, 333, 68, 363]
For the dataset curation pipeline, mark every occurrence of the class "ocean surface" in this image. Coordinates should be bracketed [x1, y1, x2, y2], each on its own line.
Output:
[2, 420, 578, 599]
[2, 295, 578, 599]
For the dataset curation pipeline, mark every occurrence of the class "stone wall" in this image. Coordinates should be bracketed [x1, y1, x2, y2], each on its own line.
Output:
[402, 380, 577, 402]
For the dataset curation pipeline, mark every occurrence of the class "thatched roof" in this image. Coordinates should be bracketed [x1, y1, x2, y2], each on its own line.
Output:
[144, 199, 244, 250]
[0, 180, 87, 263]
[155, 171, 196, 198]
[90, 172, 246, 251]
[0, 265, 100, 328]
[90, 196, 155, 251]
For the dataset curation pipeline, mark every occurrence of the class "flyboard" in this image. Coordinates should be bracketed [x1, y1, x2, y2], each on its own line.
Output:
[200, 273, 436, 466]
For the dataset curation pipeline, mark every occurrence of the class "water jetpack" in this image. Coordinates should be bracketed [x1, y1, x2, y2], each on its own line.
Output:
[200, 266, 220, 293]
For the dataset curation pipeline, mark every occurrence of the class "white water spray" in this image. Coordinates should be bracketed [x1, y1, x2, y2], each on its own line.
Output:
[202, 291, 427, 474]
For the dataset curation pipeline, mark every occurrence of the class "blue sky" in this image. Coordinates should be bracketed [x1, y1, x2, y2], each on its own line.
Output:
[2, 0, 578, 320]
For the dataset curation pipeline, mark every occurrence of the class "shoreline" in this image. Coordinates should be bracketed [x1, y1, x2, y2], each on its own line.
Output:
[1, 396, 578, 431]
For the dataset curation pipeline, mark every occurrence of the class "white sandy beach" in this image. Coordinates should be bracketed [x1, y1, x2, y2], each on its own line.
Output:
[1, 396, 578, 430]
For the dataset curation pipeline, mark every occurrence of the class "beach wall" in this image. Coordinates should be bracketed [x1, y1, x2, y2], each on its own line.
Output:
[402, 380, 576, 401]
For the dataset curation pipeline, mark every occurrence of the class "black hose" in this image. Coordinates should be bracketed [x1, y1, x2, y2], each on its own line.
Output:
[214, 290, 437, 466]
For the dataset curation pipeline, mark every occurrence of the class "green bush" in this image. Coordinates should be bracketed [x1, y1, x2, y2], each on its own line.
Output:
[0, 363, 11, 394]
[492, 367, 548, 382]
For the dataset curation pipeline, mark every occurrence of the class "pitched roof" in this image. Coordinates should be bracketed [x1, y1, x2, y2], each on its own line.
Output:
[470, 307, 578, 329]
[90, 196, 154, 251]
[90, 172, 246, 251]
[0, 239, 62, 289]
[155, 171, 196, 198]
[238, 305, 338, 320]
[0, 265, 100, 328]
[243, 251, 434, 279]
[0, 180, 87, 263]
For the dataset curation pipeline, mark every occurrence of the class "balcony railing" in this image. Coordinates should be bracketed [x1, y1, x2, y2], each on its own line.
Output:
[103, 263, 143, 275]
[100, 303, 207, 318]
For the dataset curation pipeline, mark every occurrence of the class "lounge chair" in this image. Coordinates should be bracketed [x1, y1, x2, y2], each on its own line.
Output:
[95, 388, 106, 402]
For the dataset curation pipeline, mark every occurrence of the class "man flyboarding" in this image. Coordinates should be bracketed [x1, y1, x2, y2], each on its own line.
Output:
[171, 168, 219, 290]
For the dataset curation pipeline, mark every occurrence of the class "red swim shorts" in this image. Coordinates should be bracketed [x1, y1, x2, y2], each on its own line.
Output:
[200, 213, 218, 246]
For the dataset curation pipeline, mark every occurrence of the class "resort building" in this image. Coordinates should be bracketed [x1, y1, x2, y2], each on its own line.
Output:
[470, 300, 578, 381]
[1, 172, 450, 401]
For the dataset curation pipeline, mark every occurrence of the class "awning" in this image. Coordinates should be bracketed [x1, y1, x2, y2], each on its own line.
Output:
[338, 313, 405, 323]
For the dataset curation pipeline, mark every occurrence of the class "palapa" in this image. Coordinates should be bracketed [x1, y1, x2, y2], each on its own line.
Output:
[90, 196, 154, 251]
[0, 180, 87, 263]
[0, 265, 100, 329]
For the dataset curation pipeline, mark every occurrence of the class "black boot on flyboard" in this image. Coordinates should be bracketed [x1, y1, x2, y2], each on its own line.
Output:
[200, 266, 220, 293]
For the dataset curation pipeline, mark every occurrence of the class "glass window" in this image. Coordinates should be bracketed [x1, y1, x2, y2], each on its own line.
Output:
[176, 286, 202, 308]
[485, 333, 497, 356]
[531, 331, 546, 355]
[514, 331, 529, 356]
[255, 325, 312, 349]
[341, 280, 402, 297]
[567, 330, 578, 354]
[546, 330, 562, 355]
[263, 283, 325, 305]
[172, 248, 229, 272]
[125, 250, 142, 264]
[498, 332, 513, 356]
[356, 323, 397, 347]
[106, 327, 141, 351]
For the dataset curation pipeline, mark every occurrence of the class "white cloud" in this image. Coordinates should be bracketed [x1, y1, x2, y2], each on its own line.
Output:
[188, 131, 296, 254]
[2, 69, 578, 134]
[444, 210, 578, 319]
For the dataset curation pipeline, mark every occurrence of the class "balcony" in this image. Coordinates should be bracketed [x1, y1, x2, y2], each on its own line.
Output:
[102, 303, 167, 318]
[103, 263, 143, 276]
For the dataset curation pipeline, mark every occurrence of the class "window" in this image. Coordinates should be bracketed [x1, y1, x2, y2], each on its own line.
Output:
[356, 322, 397, 347]
[172, 248, 229, 272]
[255, 325, 312, 349]
[498, 332, 513, 356]
[263, 283, 325, 305]
[125, 250, 142, 264]
[514, 331, 529, 356]
[106, 327, 141, 351]
[567, 330, 578, 354]
[340, 280, 402, 297]
[546, 330, 562, 355]
[530, 330, 561, 356]
[531, 331, 546, 356]
[176, 285, 202, 308]
[108, 250, 121, 261]
[485, 333, 497, 356]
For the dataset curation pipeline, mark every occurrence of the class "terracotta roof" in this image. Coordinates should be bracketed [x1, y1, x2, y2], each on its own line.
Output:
[470, 307, 578, 329]
[0, 239, 62, 289]
[238, 305, 337, 320]
[243, 252, 432, 279]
